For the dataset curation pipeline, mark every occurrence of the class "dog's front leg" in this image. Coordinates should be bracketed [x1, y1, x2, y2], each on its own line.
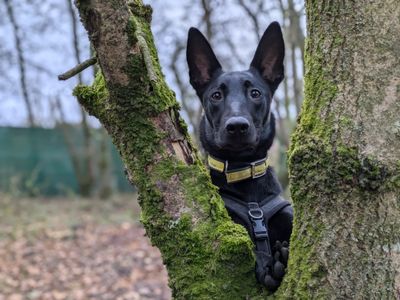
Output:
[261, 206, 293, 290]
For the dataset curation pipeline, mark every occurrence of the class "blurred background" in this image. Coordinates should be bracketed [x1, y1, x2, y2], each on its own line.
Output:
[0, 0, 304, 298]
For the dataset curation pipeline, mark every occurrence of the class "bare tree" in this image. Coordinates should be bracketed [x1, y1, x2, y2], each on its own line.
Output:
[4, 0, 35, 126]
[65, 0, 95, 196]
[278, 0, 304, 115]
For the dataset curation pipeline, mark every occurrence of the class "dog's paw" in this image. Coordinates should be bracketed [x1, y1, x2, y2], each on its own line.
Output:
[273, 240, 289, 266]
[262, 240, 289, 291]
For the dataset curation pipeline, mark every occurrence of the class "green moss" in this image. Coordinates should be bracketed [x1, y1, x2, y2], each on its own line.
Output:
[73, 72, 108, 118]
[358, 157, 388, 191]
[126, 16, 138, 45]
[387, 161, 400, 190]
[151, 159, 227, 219]
[289, 137, 389, 199]
[293, 1, 352, 146]
[149, 217, 260, 299]
[128, 0, 152, 22]
[277, 211, 327, 299]
[115, 14, 176, 127]
[291, 37, 338, 146]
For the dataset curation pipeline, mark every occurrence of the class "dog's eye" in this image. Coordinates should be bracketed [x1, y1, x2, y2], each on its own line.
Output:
[211, 91, 222, 101]
[250, 89, 261, 99]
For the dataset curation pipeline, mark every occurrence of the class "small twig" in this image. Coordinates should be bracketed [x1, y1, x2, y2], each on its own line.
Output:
[58, 57, 97, 81]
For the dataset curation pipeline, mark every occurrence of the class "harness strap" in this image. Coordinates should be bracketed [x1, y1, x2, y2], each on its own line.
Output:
[223, 195, 252, 233]
[248, 202, 273, 283]
[260, 196, 291, 221]
[223, 195, 290, 239]
[222, 194, 291, 285]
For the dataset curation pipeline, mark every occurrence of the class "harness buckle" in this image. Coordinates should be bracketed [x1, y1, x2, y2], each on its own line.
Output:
[248, 202, 268, 240]
[251, 158, 267, 179]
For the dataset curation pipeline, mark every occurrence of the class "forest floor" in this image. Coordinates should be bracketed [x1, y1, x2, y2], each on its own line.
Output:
[0, 194, 171, 300]
[0, 194, 398, 299]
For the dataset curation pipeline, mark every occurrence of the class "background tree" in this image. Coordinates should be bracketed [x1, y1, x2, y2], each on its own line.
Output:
[73, 0, 399, 298]
[0, 0, 122, 197]
[3, 0, 35, 126]
[53, 0, 98, 197]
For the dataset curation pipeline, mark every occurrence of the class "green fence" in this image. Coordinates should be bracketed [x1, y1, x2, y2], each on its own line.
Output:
[0, 126, 133, 196]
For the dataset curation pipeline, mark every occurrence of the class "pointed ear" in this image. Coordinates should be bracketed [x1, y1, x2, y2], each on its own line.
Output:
[186, 27, 222, 95]
[250, 22, 285, 94]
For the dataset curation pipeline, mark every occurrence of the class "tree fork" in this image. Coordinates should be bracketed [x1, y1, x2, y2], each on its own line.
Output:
[71, 0, 400, 299]
[72, 0, 268, 298]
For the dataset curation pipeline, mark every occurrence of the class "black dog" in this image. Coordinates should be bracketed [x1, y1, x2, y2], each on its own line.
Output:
[186, 22, 293, 290]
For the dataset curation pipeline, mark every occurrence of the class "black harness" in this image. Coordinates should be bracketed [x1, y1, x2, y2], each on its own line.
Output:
[222, 193, 291, 284]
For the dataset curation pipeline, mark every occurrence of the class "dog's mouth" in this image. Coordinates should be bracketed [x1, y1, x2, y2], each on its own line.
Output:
[225, 143, 255, 151]
[216, 139, 258, 152]
[213, 129, 259, 152]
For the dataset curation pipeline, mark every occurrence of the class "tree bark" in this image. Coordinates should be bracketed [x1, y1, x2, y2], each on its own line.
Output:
[279, 1, 400, 298]
[72, 0, 399, 298]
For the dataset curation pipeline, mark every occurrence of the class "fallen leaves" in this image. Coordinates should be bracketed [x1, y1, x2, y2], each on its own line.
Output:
[0, 196, 171, 300]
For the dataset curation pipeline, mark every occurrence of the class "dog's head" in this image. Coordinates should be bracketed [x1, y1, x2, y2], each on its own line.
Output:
[186, 22, 284, 157]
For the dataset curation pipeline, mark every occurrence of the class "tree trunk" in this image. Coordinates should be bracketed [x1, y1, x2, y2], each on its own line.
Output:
[72, 0, 399, 298]
[279, 1, 400, 298]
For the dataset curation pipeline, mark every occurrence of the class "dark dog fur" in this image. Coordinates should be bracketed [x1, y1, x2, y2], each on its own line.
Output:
[186, 22, 293, 289]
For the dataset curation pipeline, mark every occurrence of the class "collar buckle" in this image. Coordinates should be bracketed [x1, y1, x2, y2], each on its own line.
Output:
[251, 158, 268, 179]
[224, 159, 229, 174]
[248, 202, 268, 240]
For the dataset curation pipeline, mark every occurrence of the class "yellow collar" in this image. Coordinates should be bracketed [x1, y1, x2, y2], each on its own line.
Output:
[207, 155, 270, 183]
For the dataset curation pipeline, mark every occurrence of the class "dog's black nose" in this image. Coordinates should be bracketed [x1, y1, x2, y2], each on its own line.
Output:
[225, 117, 250, 135]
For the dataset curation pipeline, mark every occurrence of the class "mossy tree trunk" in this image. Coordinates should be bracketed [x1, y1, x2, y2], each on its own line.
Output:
[72, 0, 399, 299]
[278, 1, 400, 298]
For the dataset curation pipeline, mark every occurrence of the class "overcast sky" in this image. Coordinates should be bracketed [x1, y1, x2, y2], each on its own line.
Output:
[0, 0, 304, 128]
